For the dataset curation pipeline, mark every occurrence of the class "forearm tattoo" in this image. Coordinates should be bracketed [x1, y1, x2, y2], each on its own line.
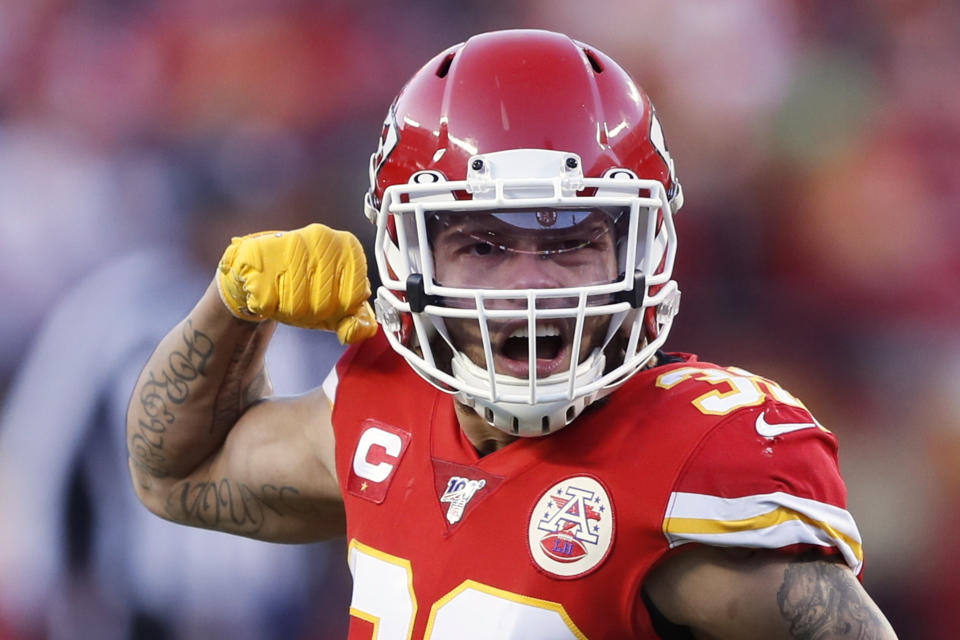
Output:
[166, 478, 324, 535]
[777, 557, 890, 639]
[129, 320, 214, 478]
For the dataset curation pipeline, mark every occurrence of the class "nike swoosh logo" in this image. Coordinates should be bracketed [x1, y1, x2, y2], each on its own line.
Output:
[755, 411, 820, 438]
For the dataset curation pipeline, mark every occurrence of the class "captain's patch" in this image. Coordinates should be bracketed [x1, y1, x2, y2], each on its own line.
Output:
[347, 420, 411, 503]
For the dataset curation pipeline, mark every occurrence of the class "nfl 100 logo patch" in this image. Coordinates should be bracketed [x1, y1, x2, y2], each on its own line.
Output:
[440, 476, 486, 524]
[528, 475, 615, 578]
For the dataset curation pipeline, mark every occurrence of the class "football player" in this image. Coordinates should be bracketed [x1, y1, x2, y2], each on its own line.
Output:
[127, 29, 897, 638]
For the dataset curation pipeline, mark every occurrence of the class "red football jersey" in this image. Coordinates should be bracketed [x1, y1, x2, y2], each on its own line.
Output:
[326, 335, 861, 639]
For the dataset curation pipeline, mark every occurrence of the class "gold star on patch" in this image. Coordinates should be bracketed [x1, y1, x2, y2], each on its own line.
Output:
[361, 481, 369, 491]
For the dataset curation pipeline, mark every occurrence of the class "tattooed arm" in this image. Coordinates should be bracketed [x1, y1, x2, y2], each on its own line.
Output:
[642, 546, 898, 639]
[126, 280, 345, 542]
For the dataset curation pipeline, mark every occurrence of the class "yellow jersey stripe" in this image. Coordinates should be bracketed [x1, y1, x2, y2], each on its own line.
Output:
[664, 506, 863, 565]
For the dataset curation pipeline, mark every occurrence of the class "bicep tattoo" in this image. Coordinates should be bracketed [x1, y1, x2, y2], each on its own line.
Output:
[777, 557, 891, 639]
[129, 319, 215, 478]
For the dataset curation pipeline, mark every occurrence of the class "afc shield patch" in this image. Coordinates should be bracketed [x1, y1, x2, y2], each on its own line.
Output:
[528, 475, 615, 579]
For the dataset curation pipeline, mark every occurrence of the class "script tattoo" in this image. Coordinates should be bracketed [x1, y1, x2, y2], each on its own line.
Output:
[129, 320, 214, 476]
[168, 478, 311, 535]
[777, 558, 888, 639]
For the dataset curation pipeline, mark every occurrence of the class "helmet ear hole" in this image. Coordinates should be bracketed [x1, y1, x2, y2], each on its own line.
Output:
[582, 48, 604, 74]
[436, 52, 456, 78]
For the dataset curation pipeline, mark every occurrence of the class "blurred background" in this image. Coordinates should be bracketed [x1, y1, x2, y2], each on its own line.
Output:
[0, 0, 957, 638]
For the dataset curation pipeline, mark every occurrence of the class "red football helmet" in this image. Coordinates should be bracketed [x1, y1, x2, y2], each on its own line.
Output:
[364, 29, 683, 436]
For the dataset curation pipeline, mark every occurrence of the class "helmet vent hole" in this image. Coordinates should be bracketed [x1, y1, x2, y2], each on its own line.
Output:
[566, 406, 577, 423]
[511, 416, 520, 433]
[583, 49, 604, 74]
[484, 407, 495, 424]
[436, 52, 456, 78]
[541, 416, 550, 433]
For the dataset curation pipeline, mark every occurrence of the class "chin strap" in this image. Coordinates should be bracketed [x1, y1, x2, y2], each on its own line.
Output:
[450, 350, 607, 437]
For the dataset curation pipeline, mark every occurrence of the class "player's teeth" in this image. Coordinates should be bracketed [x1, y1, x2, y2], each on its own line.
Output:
[509, 325, 560, 339]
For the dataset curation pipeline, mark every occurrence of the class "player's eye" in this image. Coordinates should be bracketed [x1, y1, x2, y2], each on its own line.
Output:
[467, 241, 506, 257]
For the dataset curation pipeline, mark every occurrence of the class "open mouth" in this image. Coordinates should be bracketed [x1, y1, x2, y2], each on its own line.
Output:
[502, 325, 564, 360]
[495, 321, 571, 378]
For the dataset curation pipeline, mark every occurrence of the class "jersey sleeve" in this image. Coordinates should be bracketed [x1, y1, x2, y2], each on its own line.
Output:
[662, 399, 863, 574]
[321, 341, 364, 406]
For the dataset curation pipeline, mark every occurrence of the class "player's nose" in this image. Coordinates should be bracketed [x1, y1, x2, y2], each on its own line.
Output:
[499, 249, 564, 290]
[484, 252, 581, 311]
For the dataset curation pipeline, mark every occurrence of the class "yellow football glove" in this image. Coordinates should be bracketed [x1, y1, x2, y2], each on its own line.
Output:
[217, 223, 378, 344]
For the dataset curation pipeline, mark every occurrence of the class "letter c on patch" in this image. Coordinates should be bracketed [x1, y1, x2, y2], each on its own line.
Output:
[352, 427, 402, 482]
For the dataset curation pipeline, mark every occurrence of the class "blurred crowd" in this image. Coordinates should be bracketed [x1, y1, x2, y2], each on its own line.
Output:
[0, 0, 957, 638]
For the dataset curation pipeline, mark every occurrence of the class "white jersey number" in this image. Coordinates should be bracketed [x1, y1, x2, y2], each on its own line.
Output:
[348, 540, 585, 639]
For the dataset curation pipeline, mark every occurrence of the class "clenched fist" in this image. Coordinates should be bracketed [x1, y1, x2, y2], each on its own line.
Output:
[217, 223, 378, 344]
